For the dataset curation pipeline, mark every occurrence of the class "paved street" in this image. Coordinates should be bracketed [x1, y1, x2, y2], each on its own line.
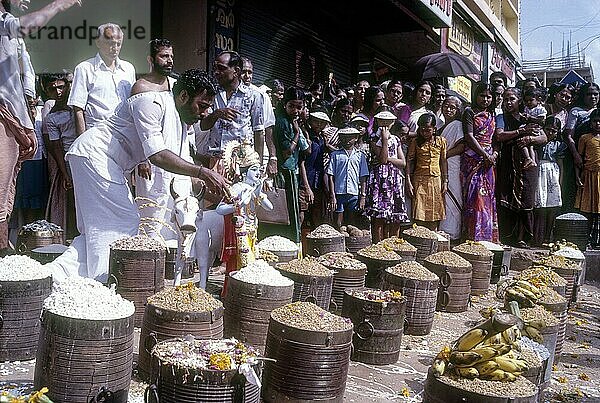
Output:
[2, 270, 599, 402]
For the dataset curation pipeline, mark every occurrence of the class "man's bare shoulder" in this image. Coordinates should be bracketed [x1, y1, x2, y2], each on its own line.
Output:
[131, 77, 169, 96]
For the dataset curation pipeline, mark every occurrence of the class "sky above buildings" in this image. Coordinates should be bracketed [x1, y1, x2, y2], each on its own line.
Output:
[520, 0, 600, 76]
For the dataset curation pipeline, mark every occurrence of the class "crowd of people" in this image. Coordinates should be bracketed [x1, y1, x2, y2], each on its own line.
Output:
[2, 1, 600, 284]
[289, 73, 600, 250]
[287, 73, 600, 250]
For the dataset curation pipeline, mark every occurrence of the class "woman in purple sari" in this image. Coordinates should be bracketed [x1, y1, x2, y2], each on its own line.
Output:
[461, 82, 499, 242]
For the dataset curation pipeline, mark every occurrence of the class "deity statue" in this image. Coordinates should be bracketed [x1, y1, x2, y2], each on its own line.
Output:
[216, 141, 273, 295]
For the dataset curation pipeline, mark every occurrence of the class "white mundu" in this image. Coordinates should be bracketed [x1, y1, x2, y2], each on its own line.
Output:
[47, 91, 185, 282]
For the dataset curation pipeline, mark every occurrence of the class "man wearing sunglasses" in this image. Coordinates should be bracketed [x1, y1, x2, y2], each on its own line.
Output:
[199, 51, 265, 168]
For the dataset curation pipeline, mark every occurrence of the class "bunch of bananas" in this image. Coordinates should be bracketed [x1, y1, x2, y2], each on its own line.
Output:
[431, 323, 529, 382]
[547, 240, 579, 253]
[257, 248, 279, 263]
[504, 280, 542, 308]
[522, 318, 545, 343]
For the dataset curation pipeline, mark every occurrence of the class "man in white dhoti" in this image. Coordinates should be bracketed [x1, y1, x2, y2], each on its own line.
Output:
[132, 39, 188, 241]
[46, 69, 228, 282]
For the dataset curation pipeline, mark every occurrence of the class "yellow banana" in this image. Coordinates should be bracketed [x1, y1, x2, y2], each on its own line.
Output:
[494, 356, 529, 373]
[524, 325, 544, 343]
[515, 280, 541, 297]
[504, 327, 524, 351]
[514, 360, 529, 371]
[455, 366, 479, 379]
[513, 327, 522, 340]
[480, 369, 516, 382]
[450, 351, 482, 367]
[475, 360, 500, 375]
[481, 344, 512, 356]
[454, 328, 488, 351]
[470, 346, 502, 362]
[431, 358, 446, 377]
[484, 333, 503, 346]
[512, 286, 539, 302]
[526, 319, 546, 330]
[506, 288, 535, 308]
[502, 327, 515, 344]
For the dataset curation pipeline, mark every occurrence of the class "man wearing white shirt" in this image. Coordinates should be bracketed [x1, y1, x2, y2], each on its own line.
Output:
[68, 22, 136, 135]
[1, 0, 81, 250]
[240, 56, 278, 175]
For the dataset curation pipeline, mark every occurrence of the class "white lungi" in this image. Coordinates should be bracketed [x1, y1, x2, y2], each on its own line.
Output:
[47, 91, 184, 282]
[50, 155, 139, 282]
[135, 99, 194, 242]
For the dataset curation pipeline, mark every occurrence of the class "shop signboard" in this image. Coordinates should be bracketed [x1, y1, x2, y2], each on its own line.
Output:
[209, 0, 238, 62]
[418, 0, 453, 27]
[447, 16, 482, 70]
[24, 0, 151, 73]
[489, 43, 516, 85]
[448, 76, 472, 101]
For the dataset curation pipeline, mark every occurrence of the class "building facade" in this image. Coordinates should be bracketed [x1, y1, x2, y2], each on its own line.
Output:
[35, 0, 519, 95]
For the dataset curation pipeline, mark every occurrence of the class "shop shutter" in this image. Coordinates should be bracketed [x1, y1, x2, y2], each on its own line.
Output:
[238, 0, 354, 89]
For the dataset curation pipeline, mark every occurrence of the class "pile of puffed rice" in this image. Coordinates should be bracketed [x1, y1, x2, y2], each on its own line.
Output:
[307, 224, 342, 239]
[0, 255, 51, 281]
[43, 277, 135, 320]
[110, 235, 165, 251]
[232, 259, 293, 286]
[257, 236, 298, 252]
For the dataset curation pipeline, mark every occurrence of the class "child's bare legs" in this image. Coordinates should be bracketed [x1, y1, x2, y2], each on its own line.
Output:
[522, 146, 537, 169]
[415, 219, 439, 231]
[335, 212, 343, 229]
[387, 222, 401, 239]
[371, 218, 385, 243]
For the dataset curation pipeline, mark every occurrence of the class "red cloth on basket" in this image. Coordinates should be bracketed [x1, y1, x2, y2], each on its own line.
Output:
[220, 213, 237, 297]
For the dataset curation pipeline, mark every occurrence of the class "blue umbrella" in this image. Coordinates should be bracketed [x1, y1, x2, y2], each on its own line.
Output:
[415, 52, 480, 79]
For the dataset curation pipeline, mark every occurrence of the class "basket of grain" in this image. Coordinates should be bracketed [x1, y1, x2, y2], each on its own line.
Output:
[402, 225, 438, 263]
[453, 242, 494, 296]
[424, 251, 472, 313]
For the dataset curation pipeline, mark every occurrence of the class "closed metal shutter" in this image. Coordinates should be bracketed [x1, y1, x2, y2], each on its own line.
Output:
[238, 0, 354, 89]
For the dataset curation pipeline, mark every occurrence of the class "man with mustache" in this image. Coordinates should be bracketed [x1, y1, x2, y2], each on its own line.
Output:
[133, 39, 193, 241]
[46, 69, 228, 282]
[133, 38, 175, 94]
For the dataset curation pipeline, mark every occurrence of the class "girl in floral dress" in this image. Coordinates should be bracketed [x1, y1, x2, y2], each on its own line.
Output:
[365, 110, 408, 243]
